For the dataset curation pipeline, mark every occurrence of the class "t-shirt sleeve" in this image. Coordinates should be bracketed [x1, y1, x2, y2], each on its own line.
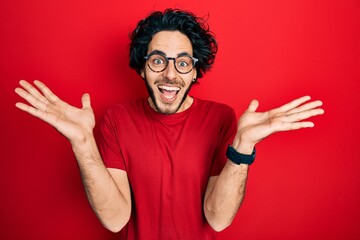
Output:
[210, 106, 237, 176]
[98, 108, 127, 170]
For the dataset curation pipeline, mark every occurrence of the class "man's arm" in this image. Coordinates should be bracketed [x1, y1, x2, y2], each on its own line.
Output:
[15, 80, 131, 232]
[71, 135, 131, 232]
[204, 163, 249, 232]
[204, 96, 324, 231]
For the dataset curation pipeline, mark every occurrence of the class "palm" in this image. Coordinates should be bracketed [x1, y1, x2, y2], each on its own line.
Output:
[44, 99, 95, 141]
[236, 96, 324, 146]
[15, 80, 95, 144]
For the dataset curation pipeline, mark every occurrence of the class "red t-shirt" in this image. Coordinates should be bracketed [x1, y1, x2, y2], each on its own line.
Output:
[99, 97, 237, 240]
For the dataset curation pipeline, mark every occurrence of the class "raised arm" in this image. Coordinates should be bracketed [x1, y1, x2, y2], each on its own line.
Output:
[15, 80, 131, 232]
[204, 96, 324, 231]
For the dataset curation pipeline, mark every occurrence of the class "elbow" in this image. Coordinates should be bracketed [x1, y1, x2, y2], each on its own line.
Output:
[204, 206, 233, 232]
[104, 224, 123, 233]
[206, 215, 232, 232]
[209, 222, 230, 232]
[102, 213, 130, 233]
[100, 207, 131, 233]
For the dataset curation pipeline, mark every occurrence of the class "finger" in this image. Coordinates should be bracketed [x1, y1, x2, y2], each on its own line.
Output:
[33, 80, 59, 104]
[81, 93, 91, 110]
[288, 121, 315, 130]
[284, 108, 325, 123]
[287, 100, 323, 115]
[15, 102, 48, 121]
[15, 87, 48, 112]
[247, 99, 259, 112]
[19, 80, 49, 104]
[278, 96, 311, 112]
[274, 121, 315, 132]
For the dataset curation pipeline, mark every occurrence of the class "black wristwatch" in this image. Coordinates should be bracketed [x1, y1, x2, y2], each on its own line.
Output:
[226, 145, 256, 165]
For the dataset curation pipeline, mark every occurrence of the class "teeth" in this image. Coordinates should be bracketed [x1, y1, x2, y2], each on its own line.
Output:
[158, 85, 180, 91]
[164, 95, 174, 99]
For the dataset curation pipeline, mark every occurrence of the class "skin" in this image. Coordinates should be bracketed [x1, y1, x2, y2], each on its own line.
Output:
[14, 30, 324, 232]
[141, 31, 197, 114]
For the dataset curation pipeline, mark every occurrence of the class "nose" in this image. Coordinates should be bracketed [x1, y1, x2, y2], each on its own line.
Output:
[163, 59, 177, 81]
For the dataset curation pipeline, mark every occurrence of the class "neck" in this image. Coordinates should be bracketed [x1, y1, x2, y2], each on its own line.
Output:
[147, 96, 194, 114]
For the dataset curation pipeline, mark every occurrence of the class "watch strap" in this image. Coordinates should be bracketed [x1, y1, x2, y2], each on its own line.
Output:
[226, 145, 256, 165]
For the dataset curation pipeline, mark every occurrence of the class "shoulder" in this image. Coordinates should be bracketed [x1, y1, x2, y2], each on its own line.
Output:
[194, 98, 235, 117]
[104, 98, 146, 116]
[102, 98, 147, 123]
[192, 98, 237, 138]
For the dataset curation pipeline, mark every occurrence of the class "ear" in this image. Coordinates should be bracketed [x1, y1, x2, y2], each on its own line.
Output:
[141, 69, 145, 79]
[192, 69, 197, 82]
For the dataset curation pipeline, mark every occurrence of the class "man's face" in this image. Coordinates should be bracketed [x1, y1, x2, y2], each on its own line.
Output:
[141, 31, 197, 114]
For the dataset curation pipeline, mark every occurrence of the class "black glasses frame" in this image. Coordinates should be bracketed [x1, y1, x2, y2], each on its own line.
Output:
[144, 52, 198, 74]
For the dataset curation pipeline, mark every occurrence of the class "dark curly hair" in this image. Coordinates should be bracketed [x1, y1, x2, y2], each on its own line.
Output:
[129, 8, 218, 80]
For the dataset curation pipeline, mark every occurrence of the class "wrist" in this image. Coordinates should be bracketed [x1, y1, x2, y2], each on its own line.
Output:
[226, 145, 256, 165]
[232, 140, 255, 155]
[70, 131, 95, 148]
[70, 132, 100, 163]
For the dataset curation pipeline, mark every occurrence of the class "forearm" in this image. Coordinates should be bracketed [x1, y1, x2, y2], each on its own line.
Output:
[204, 142, 253, 232]
[71, 134, 131, 232]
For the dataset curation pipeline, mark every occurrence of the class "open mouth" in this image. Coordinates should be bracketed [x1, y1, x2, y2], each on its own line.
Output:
[158, 85, 181, 101]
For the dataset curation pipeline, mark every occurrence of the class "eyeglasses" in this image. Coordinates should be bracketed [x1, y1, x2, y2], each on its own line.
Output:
[144, 52, 198, 74]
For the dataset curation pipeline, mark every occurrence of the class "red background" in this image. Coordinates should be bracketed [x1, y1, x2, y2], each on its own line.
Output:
[1, 0, 359, 239]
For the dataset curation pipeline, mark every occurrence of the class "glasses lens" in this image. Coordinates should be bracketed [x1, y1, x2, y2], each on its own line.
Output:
[148, 54, 167, 72]
[175, 56, 194, 73]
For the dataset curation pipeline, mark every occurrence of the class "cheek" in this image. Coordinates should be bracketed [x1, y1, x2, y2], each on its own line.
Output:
[144, 69, 158, 83]
[185, 74, 196, 85]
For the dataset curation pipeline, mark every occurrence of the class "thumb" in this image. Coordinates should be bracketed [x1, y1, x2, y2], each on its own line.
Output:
[81, 93, 91, 110]
[247, 99, 259, 112]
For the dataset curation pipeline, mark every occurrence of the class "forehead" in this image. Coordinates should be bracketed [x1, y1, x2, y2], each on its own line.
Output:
[148, 31, 193, 55]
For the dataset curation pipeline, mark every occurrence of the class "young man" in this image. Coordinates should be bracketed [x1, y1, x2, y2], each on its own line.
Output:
[15, 9, 324, 240]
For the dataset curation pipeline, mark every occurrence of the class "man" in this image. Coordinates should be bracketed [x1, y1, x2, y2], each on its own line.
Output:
[15, 9, 324, 240]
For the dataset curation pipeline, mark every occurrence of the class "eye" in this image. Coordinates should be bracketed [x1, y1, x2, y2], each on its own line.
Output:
[177, 56, 192, 68]
[178, 61, 188, 67]
[153, 58, 164, 65]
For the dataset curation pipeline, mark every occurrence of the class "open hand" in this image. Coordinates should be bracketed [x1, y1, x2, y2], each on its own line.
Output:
[234, 96, 324, 152]
[15, 80, 95, 145]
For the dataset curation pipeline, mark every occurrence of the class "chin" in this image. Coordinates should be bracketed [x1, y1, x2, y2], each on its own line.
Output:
[156, 100, 183, 115]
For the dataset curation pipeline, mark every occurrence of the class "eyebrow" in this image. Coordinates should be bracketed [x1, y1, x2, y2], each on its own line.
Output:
[148, 49, 193, 57]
